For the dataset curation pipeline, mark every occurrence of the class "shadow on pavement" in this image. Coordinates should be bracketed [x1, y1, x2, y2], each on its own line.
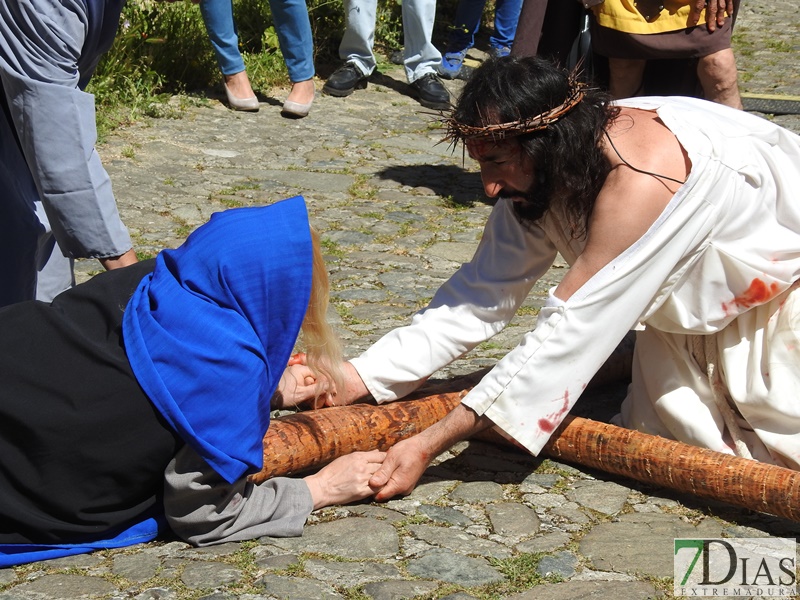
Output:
[378, 164, 489, 207]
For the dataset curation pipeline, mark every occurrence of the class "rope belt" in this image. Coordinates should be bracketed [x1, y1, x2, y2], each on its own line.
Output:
[690, 333, 753, 459]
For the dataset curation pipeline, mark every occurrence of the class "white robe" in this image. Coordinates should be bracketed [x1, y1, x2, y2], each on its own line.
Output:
[350, 97, 800, 469]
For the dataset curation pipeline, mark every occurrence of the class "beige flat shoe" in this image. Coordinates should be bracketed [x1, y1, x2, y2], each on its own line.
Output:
[223, 82, 259, 112]
[281, 96, 314, 118]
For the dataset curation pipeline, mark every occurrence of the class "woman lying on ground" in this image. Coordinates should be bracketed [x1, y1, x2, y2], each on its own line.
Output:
[0, 196, 384, 567]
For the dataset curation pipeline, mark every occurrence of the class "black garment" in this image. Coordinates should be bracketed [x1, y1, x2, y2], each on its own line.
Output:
[511, 0, 584, 64]
[0, 261, 180, 544]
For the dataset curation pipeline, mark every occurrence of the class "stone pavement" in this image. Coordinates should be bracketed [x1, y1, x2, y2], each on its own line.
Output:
[2, 2, 799, 598]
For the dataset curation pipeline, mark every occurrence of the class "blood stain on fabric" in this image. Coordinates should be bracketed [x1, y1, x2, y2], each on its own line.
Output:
[723, 278, 779, 314]
[538, 391, 570, 434]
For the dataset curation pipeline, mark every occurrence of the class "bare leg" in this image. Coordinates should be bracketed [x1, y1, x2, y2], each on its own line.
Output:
[697, 48, 743, 109]
[303, 450, 386, 509]
[224, 70, 256, 100]
[286, 78, 315, 105]
[607, 58, 646, 99]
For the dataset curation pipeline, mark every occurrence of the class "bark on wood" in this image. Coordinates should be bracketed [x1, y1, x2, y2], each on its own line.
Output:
[536, 415, 800, 521]
[248, 372, 483, 485]
[251, 370, 800, 522]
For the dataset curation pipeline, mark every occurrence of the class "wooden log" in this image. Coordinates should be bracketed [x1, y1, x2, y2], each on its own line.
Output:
[536, 415, 800, 521]
[250, 372, 800, 522]
[248, 372, 483, 485]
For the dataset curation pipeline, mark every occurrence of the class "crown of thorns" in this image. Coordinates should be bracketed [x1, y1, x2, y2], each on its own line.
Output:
[441, 75, 587, 144]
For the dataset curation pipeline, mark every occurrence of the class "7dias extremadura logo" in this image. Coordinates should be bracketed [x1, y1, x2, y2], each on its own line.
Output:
[674, 538, 796, 597]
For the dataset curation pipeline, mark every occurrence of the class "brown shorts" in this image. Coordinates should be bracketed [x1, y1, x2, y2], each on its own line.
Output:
[590, 1, 739, 60]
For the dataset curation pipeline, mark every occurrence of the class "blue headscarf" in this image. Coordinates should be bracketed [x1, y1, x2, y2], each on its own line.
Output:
[123, 196, 312, 484]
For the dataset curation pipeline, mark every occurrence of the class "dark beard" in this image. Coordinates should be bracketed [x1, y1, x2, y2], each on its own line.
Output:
[508, 175, 552, 225]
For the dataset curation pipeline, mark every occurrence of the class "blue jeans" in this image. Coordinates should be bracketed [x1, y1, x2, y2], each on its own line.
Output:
[448, 0, 523, 51]
[339, 0, 441, 83]
[200, 0, 315, 82]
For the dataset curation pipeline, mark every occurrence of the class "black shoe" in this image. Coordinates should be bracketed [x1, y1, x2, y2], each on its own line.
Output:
[411, 73, 450, 110]
[323, 63, 368, 97]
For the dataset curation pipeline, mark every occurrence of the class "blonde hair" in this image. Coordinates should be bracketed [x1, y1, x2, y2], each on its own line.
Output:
[300, 227, 345, 399]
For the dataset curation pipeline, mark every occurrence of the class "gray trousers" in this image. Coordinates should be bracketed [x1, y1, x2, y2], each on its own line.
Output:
[339, 0, 441, 83]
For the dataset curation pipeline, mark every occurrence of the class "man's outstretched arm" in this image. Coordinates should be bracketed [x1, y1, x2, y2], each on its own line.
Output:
[369, 402, 493, 501]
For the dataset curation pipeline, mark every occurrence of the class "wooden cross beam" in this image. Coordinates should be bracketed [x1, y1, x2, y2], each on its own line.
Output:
[250, 373, 800, 522]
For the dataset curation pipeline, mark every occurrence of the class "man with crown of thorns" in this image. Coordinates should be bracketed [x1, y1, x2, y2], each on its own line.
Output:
[291, 55, 800, 500]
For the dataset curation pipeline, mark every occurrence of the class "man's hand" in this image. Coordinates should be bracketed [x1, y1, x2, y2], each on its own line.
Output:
[369, 403, 493, 501]
[688, 0, 733, 32]
[369, 436, 433, 501]
[320, 361, 370, 407]
[99, 248, 138, 271]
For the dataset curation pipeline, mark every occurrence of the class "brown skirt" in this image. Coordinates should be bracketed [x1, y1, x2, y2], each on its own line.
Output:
[590, 1, 739, 60]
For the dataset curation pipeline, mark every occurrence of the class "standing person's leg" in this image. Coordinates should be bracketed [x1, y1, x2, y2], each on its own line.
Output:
[403, 0, 449, 109]
[323, 0, 375, 96]
[199, 0, 258, 110]
[490, 0, 523, 56]
[607, 57, 646, 98]
[0, 90, 40, 307]
[33, 205, 74, 302]
[697, 48, 744, 110]
[268, 0, 316, 116]
[694, 0, 742, 109]
[402, 0, 442, 82]
[452, 0, 484, 50]
[509, 0, 547, 57]
[697, 49, 742, 109]
[439, 0, 485, 79]
[338, 0, 378, 75]
[199, 0, 246, 76]
[1, 76, 70, 306]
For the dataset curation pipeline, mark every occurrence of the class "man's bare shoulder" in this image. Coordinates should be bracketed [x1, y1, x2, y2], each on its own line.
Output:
[605, 107, 691, 185]
[553, 112, 686, 301]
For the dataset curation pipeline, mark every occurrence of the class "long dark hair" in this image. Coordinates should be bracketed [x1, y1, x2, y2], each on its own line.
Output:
[452, 56, 617, 238]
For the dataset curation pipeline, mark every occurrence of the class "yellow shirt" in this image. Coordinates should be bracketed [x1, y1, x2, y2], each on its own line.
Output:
[592, 0, 708, 34]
